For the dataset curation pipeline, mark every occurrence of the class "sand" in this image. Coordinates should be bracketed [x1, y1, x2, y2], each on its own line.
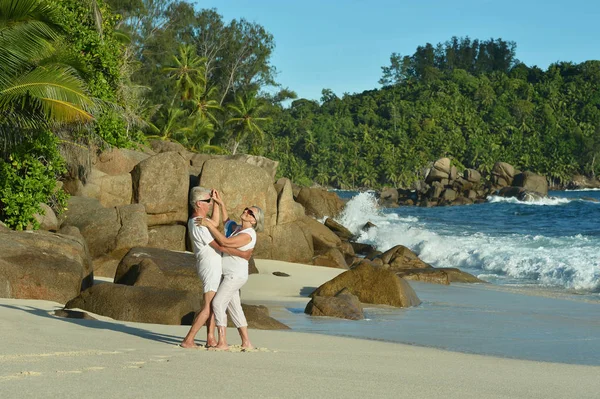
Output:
[1, 259, 599, 398]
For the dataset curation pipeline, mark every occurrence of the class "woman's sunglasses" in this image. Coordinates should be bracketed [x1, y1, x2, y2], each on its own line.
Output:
[244, 207, 255, 218]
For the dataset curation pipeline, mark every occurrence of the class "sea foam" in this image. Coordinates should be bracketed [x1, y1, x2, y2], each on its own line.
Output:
[337, 192, 600, 293]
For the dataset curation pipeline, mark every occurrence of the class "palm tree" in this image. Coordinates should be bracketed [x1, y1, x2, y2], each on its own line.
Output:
[0, 0, 95, 156]
[226, 91, 271, 155]
[146, 107, 190, 143]
[163, 44, 206, 102]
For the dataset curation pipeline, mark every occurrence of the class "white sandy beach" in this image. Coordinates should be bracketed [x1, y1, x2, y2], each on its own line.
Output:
[1, 259, 600, 399]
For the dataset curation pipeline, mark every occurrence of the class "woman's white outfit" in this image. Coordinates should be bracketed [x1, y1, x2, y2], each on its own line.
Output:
[187, 218, 222, 293]
[212, 227, 257, 328]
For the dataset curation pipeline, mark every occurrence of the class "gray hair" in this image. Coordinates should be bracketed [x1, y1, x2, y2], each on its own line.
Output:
[190, 186, 211, 210]
[250, 206, 264, 232]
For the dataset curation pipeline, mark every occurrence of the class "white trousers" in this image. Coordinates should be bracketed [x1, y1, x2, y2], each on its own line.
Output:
[212, 274, 248, 328]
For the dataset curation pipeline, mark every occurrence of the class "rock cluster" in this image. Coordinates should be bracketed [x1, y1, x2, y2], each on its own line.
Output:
[1, 142, 485, 325]
[380, 158, 550, 207]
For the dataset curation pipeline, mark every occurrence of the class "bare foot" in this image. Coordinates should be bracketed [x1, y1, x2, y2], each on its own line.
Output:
[241, 343, 254, 350]
[206, 339, 218, 348]
[209, 344, 229, 351]
[180, 341, 199, 349]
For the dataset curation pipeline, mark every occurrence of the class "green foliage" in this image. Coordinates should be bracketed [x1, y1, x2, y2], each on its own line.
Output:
[0, 131, 68, 230]
[264, 47, 600, 188]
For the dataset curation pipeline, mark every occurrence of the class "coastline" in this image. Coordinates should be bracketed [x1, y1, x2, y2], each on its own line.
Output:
[2, 259, 600, 398]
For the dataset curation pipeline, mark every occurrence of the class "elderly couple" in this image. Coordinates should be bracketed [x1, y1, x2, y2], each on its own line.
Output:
[180, 186, 264, 350]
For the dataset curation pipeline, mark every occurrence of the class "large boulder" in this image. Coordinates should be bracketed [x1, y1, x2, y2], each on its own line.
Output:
[147, 225, 187, 251]
[0, 229, 93, 303]
[69, 168, 133, 208]
[226, 154, 279, 182]
[512, 171, 548, 196]
[132, 151, 189, 226]
[32, 203, 59, 231]
[310, 263, 421, 308]
[464, 169, 481, 184]
[491, 162, 515, 187]
[95, 148, 151, 176]
[324, 218, 353, 240]
[270, 222, 314, 263]
[295, 187, 344, 219]
[116, 258, 203, 296]
[61, 197, 148, 277]
[199, 159, 278, 231]
[305, 288, 364, 320]
[190, 154, 279, 182]
[275, 178, 306, 225]
[312, 248, 349, 269]
[65, 284, 201, 325]
[379, 187, 399, 207]
[149, 140, 187, 154]
[396, 269, 450, 285]
[441, 268, 487, 283]
[297, 217, 342, 251]
[114, 247, 197, 283]
[433, 157, 451, 175]
[379, 245, 431, 270]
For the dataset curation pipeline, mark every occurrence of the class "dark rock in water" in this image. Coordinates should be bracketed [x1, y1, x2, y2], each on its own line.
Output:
[451, 197, 474, 206]
[365, 250, 383, 260]
[495, 186, 546, 202]
[324, 218, 354, 240]
[273, 271, 290, 277]
[54, 309, 97, 320]
[512, 171, 548, 196]
[310, 263, 421, 308]
[378, 245, 431, 270]
[440, 268, 487, 283]
[305, 288, 364, 320]
[491, 162, 515, 186]
[362, 222, 377, 231]
[567, 175, 600, 190]
[350, 242, 376, 256]
[581, 197, 600, 203]
[379, 187, 399, 207]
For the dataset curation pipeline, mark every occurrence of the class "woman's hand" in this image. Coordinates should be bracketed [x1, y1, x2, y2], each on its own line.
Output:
[201, 217, 217, 227]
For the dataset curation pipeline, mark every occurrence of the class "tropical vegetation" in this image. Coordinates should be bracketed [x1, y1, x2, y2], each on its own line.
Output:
[1, 0, 599, 229]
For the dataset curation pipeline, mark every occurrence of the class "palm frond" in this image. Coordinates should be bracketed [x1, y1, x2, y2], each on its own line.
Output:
[0, 65, 96, 123]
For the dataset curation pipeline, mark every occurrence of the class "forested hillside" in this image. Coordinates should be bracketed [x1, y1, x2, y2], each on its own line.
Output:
[263, 38, 600, 188]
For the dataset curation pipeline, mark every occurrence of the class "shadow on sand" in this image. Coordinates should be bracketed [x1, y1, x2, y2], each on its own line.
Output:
[0, 303, 189, 346]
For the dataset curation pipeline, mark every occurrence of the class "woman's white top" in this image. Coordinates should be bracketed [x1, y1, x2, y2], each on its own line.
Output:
[221, 227, 256, 279]
[187, 218, 222, 292]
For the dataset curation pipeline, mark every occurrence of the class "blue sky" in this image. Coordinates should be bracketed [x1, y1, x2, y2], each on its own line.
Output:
[195, 0, 600, 101]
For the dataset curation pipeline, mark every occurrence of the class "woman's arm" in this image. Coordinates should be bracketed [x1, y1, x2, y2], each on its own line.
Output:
[201, 218, 251, 248]
[209, 241, 253, 260]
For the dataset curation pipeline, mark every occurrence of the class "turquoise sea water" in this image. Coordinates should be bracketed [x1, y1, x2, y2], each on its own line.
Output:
[269, 190, 600, 365]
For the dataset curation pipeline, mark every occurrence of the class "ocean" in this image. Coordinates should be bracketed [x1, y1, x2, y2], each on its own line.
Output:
[268, 189, 600, 365]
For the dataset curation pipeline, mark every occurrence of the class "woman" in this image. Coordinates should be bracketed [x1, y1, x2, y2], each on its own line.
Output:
[201, 193, 264, 350]
[180, 187, 250, 349]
